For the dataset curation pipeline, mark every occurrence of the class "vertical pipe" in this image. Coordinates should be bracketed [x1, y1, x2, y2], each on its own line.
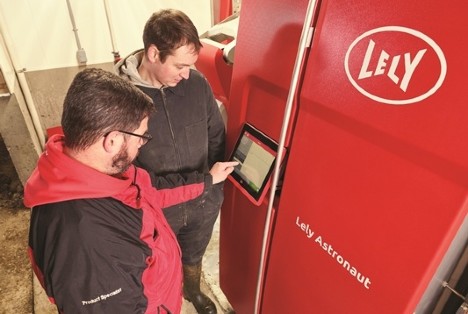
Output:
[65, 0, 87, 64]
[0, 14, 44, 152]
[253, 0, 318, 313]
[103, 0, 120, 62]
[66, 0, 82, 49]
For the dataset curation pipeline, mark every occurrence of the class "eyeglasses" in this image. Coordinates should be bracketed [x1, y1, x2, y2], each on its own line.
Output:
[118, 130, 153, 145]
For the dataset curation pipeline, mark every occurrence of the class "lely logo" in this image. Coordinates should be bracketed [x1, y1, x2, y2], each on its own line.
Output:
[344, 26, 446, 105]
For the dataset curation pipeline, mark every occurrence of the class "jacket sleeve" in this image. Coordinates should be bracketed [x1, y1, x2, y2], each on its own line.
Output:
[149, 171, 213, 208]
[204, 77, 227, 166]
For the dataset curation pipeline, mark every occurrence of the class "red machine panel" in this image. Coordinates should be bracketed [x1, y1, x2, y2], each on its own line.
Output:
[262, 0, 468, 313]
[219, 0, 309, 313]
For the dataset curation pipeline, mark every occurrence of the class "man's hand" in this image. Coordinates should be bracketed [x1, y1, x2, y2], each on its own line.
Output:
[210, 161, 239, 184]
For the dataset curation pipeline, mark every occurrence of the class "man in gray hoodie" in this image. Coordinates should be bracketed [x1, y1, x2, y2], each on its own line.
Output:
[116, 9, 226, 314]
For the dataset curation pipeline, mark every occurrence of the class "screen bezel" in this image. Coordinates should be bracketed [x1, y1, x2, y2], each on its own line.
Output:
[228, 123, 280, 206]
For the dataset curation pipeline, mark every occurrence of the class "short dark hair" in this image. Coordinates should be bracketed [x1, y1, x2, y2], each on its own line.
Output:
[143, 9, 203, 62]
[61, 68, 154, 151]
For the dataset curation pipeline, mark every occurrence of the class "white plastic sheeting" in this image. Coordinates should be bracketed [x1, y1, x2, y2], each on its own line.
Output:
[0, 0, 212, 72]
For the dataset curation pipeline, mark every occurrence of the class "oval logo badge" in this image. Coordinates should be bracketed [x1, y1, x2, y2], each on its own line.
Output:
[344, 26, 446, 105]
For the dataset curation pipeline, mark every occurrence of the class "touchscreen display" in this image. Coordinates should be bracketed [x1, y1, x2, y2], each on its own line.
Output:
[229, 123, 279, 204]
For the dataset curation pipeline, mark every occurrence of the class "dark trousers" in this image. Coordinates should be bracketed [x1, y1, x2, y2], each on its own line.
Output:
[163, 184, 224, 265]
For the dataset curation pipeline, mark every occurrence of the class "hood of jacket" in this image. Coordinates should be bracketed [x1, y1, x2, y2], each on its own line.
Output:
[115, 49, 155, 88]
[116, 49, 195, 100]
[24, 134, 135, 208]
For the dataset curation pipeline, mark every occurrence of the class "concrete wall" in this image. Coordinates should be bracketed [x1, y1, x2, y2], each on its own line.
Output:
[0, 63, 115, 184]
[0, 81, 40, 184]
[25, 63, 114, 132]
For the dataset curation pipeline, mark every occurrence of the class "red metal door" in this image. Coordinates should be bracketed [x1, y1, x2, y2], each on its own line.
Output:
[219, 0, 310, 313]
[261, 0, 468, 313]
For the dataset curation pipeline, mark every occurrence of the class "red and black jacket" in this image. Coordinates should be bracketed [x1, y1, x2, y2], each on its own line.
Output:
[25, 135, 212, 313]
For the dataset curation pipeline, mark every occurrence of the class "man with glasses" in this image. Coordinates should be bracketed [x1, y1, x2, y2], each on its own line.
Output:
[116, 10, 227, 313]
[24, 68, 236, 314]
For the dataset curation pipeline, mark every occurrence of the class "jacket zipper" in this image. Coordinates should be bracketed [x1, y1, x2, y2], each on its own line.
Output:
[160, 88, 188, 226]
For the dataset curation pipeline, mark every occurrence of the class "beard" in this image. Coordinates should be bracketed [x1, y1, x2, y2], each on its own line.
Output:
[111, 143, 134, 175]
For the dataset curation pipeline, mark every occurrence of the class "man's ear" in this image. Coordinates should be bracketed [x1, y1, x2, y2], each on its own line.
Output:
[102, 131, 123, 154]
[148, 45, 160, 63]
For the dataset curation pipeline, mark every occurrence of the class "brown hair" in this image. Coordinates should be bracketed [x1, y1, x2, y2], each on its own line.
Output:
[142, 9, 203, 62]
[61, 68, 154, 151]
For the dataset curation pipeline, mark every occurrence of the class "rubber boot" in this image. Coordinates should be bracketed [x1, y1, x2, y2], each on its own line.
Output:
[183, 263, 217, 314]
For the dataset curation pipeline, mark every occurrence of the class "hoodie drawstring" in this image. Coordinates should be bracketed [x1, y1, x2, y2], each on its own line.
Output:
[131, 165, 141, 208]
